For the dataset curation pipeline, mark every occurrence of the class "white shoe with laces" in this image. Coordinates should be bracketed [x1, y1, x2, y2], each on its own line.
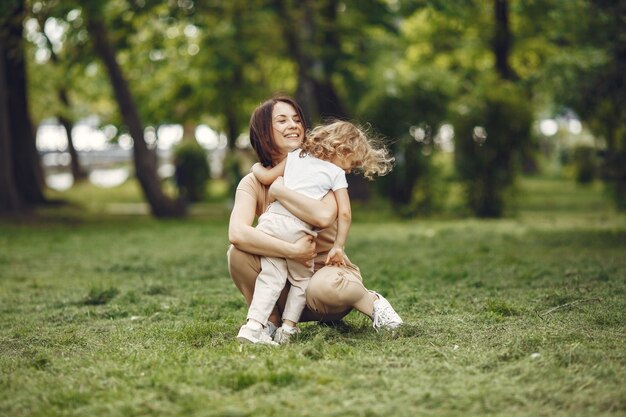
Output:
[237, 323, 278, 345]
[273, 326, 300, 344]
[265, 321, 278, 339]
[372, 292, 403, 331]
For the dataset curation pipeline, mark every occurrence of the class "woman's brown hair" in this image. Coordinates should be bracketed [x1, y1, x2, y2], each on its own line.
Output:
[249, 96, 308, 167]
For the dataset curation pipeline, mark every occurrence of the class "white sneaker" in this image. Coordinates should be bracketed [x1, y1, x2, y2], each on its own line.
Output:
[266, 321, 278, 339]
[273, 326, 300, 344]
[237, 324, 278, 345]
[372, 292, 403, 331]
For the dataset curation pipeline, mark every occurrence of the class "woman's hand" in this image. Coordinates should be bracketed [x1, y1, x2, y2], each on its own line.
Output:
[325, 246, 346, 266]
[290, 235, 317, 266]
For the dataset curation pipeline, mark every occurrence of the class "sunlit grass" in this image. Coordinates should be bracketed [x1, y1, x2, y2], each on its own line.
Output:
[1, 176, 624, 416]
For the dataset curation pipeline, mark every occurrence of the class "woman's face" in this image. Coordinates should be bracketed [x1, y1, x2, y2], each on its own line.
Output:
[271, 101, 304, 157]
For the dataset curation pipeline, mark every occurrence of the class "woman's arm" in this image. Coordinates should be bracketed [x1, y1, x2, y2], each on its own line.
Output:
[252, 159, 286, 186]
[268, 177, 337, 229]
[228, 186, 316, 264]
[325, 188, 351, 266]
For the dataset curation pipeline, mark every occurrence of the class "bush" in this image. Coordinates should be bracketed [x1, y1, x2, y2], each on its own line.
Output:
[361, 77, 450, 216]
[173, 141, 210, 202]
[452, 83, 532, 217]
[223, 150, 245, 200]
[572, 145, 597, 184]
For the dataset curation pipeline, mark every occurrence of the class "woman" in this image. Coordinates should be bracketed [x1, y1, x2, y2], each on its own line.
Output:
[227, 96, 402, 343]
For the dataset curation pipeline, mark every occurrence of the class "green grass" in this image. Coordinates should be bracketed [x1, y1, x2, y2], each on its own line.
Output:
[1, 177, 625, 416]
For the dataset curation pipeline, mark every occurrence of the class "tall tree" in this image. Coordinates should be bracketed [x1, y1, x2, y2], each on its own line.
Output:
[191, 0, 290, 145]
[573, 0, 626, 209]
[0, 36, 24, 212]
[493, 0, 516, 81]
[81, 3, 184, 217]
[33, 6, 87, 181]
[273, 0, 348, 123]
[273, 0, 390, 200]
[2, 0, 47, 208]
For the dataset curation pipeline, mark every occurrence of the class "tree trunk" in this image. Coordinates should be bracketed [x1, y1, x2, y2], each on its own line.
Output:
[3, 1, 47, 205]
[274, 0, 348, 122]
[225, 107, 240, 151]
[314, 0, 348, 120]
[493, 0, 517, 81]
[85, 14, 184, 217]
[58, 89, 87, 182]
[37, 10, 86, 182]
[58, 112, 86, 182]
[274, 0, 317, 125]
[0, 39, 24, 213]
[274, 0, 365, 199]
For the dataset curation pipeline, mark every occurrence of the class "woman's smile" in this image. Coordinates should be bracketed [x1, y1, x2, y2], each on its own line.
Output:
[272, 101, 304, 153]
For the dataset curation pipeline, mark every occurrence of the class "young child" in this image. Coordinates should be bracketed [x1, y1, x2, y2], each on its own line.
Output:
[236, 120, 394, 345]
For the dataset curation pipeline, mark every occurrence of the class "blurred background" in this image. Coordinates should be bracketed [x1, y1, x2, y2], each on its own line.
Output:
[1, 0, 624, 218]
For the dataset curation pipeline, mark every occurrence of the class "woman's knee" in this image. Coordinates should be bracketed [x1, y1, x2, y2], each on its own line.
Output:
[307, 265, 365, 308]
[227, 245, 261, 301]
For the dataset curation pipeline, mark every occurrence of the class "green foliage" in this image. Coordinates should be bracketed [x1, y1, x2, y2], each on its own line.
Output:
[173, 141, 210, 202]
[538, 1, 626, 209]
[0, 1, 19, 23]
[361, 74, 450, 216]
[222, 150, 245, 200]
[452, 82, 532, 217]
[571, 145, 597, 184]
[20, 0, 626, 216]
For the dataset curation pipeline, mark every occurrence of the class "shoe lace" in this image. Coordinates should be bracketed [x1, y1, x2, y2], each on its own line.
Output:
[275, 328, 289, 343]
[373, 302, 400, 331]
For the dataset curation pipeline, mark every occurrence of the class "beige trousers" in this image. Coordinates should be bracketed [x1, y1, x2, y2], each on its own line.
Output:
[247, 203, 316, 325]
[228, 235, 375, 324]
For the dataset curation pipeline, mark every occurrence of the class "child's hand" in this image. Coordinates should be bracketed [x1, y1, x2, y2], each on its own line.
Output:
[325, 247, 346, 266]
[268, 176, 285, 203]
[251, 162, 263, 174]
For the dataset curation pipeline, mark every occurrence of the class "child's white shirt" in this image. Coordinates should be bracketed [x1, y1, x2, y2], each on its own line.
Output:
[283, 149, 348, 200]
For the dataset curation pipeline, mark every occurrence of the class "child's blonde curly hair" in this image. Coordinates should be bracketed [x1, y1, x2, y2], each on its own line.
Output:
[300, 121, 394, 179]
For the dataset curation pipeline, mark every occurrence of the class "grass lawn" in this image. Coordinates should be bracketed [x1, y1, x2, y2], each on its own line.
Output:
[1, 177, 624, 417]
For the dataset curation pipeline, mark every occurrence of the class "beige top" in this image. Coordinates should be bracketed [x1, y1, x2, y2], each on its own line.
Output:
[236, 173, 336, 254]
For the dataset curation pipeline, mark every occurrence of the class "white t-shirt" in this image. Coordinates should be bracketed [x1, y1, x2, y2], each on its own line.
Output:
[283, 149, 348, 200]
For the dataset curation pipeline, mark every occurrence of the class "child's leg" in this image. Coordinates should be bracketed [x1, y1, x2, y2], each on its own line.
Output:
[273, 261, 311, 344]
[282, 259, 314, 325]
[227, 246, 284, 327]
[246, 256, 289, 326]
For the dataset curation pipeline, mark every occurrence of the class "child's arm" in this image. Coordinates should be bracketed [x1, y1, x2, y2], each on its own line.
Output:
[269, 177, 337, 229]
[325, 188, 351, 266]
[251, 159, 286, 186]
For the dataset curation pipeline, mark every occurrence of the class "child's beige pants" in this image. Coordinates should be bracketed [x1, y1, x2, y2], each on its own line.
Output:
[247, 202, 317, 325]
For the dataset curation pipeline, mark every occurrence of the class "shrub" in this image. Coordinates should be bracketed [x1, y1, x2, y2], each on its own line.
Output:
[572, 145, 597, 184]
[452, 83, 532, 217]
[223, 150, 245, 200]
[173, 141, 210, 202]
[361, 77, 450, 216]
